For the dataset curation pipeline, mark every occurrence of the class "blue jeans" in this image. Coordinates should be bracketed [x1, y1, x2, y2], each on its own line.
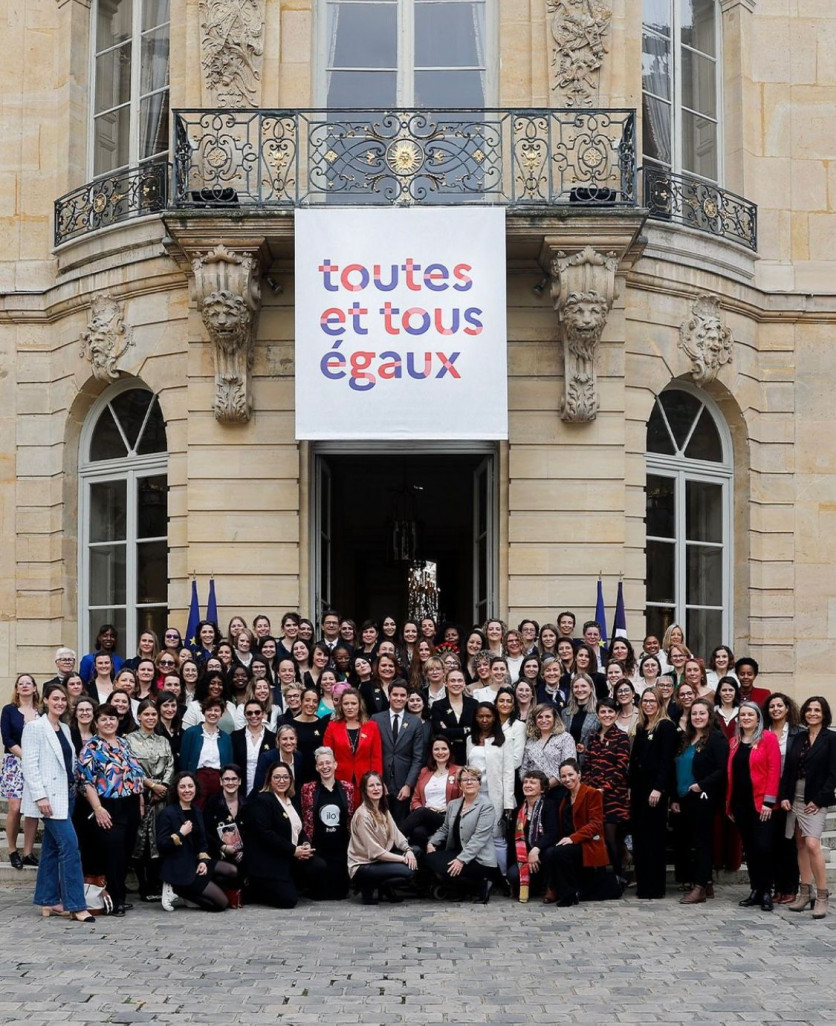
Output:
[32, 791, 87, 913]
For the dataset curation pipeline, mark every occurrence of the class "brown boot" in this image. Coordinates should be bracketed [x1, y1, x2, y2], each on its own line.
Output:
[788, 883, 814, 912]
[679, 885, 706, 904]
[812, 889, 829, 919]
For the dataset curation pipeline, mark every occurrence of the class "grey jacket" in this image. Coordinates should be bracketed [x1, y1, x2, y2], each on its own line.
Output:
[428, 793, 498, 867]
[372, 709, 425, 796]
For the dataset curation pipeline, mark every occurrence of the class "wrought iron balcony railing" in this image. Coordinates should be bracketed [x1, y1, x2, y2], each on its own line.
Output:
[54, 160, 169, 246]
[641, 165, 757, 251]
[171, 108, 637, 209]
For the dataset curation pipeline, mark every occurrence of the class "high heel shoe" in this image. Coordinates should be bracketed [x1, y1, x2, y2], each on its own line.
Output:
[812, 888, 829, 919]
[69, 911, 95, 924]
[788, 883, 815, 912]
[41, 906, 69, 918]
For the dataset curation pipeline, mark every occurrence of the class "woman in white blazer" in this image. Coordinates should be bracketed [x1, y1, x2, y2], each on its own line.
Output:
[22, 685, 92, 922]
[466, 702, 516, 875]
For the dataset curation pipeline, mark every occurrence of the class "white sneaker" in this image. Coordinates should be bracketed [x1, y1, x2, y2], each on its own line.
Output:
[161, 882, 176, 912]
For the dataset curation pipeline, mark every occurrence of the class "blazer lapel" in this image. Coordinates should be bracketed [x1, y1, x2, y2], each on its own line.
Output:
[44, 721, 65, 764]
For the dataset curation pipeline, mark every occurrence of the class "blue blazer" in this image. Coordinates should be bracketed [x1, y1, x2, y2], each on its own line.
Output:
[179, 724, 233, 774]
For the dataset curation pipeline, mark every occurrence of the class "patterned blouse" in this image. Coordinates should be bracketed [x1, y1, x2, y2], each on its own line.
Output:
[583, 724, 631, 821]
[77, 735, 145, 798]
[520, 731, 577, 783]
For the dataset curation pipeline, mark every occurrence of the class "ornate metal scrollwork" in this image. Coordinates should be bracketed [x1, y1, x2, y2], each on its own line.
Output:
[54, 161, 168, 246]
[191, 244, 261, 423]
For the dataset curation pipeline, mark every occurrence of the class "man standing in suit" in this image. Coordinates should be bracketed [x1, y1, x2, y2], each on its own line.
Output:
[372, 681, 424, 825]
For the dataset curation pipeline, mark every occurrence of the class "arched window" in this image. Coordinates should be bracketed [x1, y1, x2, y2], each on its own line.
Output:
[79, 384, 168, 656]
[645, 384, 732, 658]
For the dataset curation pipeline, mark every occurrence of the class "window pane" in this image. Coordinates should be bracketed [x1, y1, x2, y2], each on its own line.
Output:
[686, 480, 722, 542]
[90, 544, 127, 605]
[94, 107, 132, 176]
[137, 474, 168, 538]
[95, 43, 132, 114]
[88, 608, 127, 656]
[682, 110, 717, 180]
[643, 0, 671, 34]
[327, 70, 397, 107]
[684, 407, 723, 462]
[681, 0, 716, 56]
[659, 390, 702, 450]
[90, 480, 127, 542]
[647, 475, 675, 538]
[136, 396, 167, 454]
[97, 0, 133, 50]
[110, 390, 152, 450]
[415, 2, 483, 68]
[646, 540, 675, 603]
[641, 95, 672, 167]
[682, 49, 716, 119]
[686, 544, 722, 604]
[415, 70, 484, 108]
[642, 32, 671, 100]
[142, 0, 169, 31]
[647, 402, 675, 455]
[140, 92, 169, 160]
[329, 3, 397, 68]
[137, 540, 168, 603]
[686, 607, 721, 660]
[137, 605, 168, 640]
[89, 405, 128, 461]
[141, 27, 170, 94]
[645, 605, 675, 643]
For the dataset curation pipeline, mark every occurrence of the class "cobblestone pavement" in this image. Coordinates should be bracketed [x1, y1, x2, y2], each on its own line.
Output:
[0, 885, 834, 1025]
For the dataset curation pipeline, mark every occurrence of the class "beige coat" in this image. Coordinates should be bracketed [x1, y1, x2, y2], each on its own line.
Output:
[347, 806, 410, 879]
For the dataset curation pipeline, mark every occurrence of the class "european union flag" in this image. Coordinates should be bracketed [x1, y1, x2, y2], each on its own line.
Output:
[185, 578, 200, 652]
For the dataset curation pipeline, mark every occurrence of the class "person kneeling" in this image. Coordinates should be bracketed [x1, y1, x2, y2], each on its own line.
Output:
[425, 766, 497, 904]
[544, 759, 609, 907]
[348, 772, 418, 905]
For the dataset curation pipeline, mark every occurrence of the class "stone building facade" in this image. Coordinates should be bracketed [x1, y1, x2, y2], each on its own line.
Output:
[0, 0, 834, 698]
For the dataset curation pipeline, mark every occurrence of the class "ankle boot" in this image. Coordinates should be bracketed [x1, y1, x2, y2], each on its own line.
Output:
[812, 888, 829, 919]
[680, 885, 706, 904]
[788, 883, 814, 912]
[705, 881, 715, 899]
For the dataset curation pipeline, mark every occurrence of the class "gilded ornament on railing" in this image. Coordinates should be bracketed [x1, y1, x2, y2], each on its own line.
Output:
[200, 0, 264, 107]
[547, 0, 612, 108]
[679, 295, 733, 386]
[79, 295, 135, 383]
[550, 246, 618, 422]
[191, 244, 261, 423]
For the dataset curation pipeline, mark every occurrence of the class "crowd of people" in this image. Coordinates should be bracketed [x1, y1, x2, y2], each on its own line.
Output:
[5, 610, 835, 921]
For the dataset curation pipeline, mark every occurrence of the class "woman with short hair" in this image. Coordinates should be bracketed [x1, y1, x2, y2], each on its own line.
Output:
[582, 698, 631, 883]
[506, 769, 558, 902]
[300, 746, 356, 900]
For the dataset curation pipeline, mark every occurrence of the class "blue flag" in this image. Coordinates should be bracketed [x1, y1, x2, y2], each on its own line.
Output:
[595, 578, 609, 658]
[185, 579, 200, 652]
[206, 577, 218, 628]
[611, 580, 627, 640]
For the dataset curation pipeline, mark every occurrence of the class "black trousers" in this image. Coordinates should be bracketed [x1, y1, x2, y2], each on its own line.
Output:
[423, 849, 492, 892]
[352, 861, 416, 899]
[550, 843, 584, 902]
[630, 794, 668, 899]
[506, 845, 557, 896]
[732, 801, 774, 896]
[247, 873, 298, 909]
[401, 808, 445, 850]
[770, 808, 799, 896]
[96, 795, 141, 907]
[674, 792, 717, 888]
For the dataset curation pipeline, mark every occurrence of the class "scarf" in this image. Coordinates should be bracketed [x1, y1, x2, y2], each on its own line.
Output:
[514, 798, 544, 903]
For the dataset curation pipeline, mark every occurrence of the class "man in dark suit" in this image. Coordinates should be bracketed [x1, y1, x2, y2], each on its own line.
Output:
[230, 700, 276, 797]
[372, 681, 424, 825]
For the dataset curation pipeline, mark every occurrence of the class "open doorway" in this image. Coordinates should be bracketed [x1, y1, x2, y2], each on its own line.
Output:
[312, 447, 497, 629]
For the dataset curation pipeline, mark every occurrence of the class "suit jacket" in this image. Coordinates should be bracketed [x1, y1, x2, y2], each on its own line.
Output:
[428, 793, 497, 867]
[230, 727, 277, 784]
[372, 709, 424, 796]
[203, 790, 246, 859]
[242, 790, 311, 880]
[359, 680, 391, 716]
[410, 765, 462, 811]
[780, 728, 836, 809]
[466, 737, 516, 819]
[430, 695, 478, 765]
[688, 730, 729, 804]
[629, 718, 678, 798]
[179, 724, 233, 774]
[557, 783, 609, 868]
[321, 719, 383, 788]
[21, 717, 75, 820]
[251, 749, 304, 797]
[156, 804, 212, 885]
[727, 729, 781, 814]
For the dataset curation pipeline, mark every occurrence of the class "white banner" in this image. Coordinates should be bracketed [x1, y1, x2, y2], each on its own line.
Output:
[294, 207, 507, 440]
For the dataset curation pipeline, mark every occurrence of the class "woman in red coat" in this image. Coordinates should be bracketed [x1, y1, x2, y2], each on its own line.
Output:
[544, 757, 608, 906]
[726, 700, 781, 912]
[322, 688, 383, 789]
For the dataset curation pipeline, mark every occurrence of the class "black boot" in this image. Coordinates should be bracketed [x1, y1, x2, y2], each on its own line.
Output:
[738, 890, 760, 907]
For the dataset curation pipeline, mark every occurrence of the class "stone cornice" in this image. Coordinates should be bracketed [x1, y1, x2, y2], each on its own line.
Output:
[719, 0, 756, 13]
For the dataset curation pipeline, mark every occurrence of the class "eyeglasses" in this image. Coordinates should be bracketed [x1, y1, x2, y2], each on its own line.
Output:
[159, 660, 176, 668]
[459, 776, 480, 783]
[57, 657, 74, 663]
[245, 710, 262, 717]
[165, 633, 180, 639]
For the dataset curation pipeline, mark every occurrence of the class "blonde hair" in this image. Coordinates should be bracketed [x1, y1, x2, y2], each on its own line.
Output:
[525, 703, 565, 740]
[637, 687, 670, 733]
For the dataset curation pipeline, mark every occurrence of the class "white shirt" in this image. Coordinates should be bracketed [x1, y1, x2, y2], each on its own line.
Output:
[423, 773, 448, 811]
[472, 685, 500, 704]
[279, 795, 303, 845]
[197, 729, 221, 770]
[245, 728, 265, 794]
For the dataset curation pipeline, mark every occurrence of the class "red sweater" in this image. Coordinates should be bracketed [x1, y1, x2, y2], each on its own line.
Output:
[726, 729, 780, 814]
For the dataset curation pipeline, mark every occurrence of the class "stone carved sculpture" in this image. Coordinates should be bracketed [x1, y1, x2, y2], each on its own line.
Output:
[200, 0, 264, 107]
[679, 295, 733, 385]
[192, 244, 261, 423]
[550, 246, 618, 422]
[79, 295, 134, 382]
[546, 0, 612, 107]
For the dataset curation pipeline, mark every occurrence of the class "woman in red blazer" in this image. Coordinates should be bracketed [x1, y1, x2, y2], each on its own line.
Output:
[726, 701, 781, 911]
[322, 688, 382, 788]
[544, 758, 608, 906]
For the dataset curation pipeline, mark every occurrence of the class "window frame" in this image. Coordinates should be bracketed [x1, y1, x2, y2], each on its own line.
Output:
[315, 0, 498, 108]
[645, 383, 733, 651]
[88, 0, 171, 178]
[78, 382, 169, 657]
[641, 0, 723, 185]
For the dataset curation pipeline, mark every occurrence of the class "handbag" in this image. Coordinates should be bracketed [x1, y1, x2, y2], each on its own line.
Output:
[83, 874, 114, 916]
